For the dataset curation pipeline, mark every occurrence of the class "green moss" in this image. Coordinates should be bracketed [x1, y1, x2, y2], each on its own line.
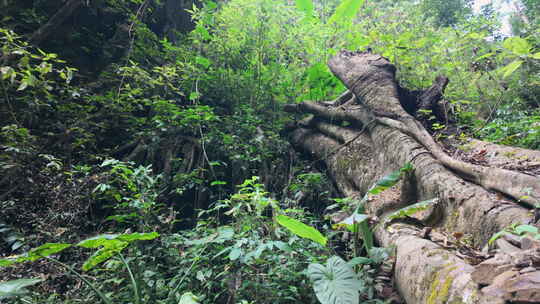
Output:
[427, 266, 458, 304]
[444, 209, 461, 233]
[458, 143, 473, 152]
[503, 151, 517, 158]
[426, 249, 450, 260]
[427, 272, 441, 304]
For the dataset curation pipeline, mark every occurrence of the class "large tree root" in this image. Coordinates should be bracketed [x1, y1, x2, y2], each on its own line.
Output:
[284, 51, 539, 303]
[287, 51, 540, 207]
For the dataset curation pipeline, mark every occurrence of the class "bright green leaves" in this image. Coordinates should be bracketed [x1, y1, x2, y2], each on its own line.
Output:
[295, 0, 314, 19]
[0, 243, 72, 266]
[0, 232, 159, 272]
[78, 232, 159, 271]
[195, 56, 211, 69]
[83, 240, 129, 271]
[26, 243, 72, 262]
[336, 163, 414, 252]
[489, 224, 540, 245]
[293, 0, 367, 27]
[500, 60, 523, 79]
[503, 37, 531, 56]
[514, 224, 539, 235]
[499, 37, 528, 79]
[328, 0, 365, 24]
[276, 215, 327, 246]
[77, 234, 121, 248]
[499, 36, 539, 78]
[368, 170, 402, 195]
[116, 232, 160, 242]
[303, 62, 344, 101]
[308, 256, 361, 304]
[194, 24, 211, 40]
[382, 199, 438, 227]
[0, 278, 43, 299]
[210, 180, 227, 186]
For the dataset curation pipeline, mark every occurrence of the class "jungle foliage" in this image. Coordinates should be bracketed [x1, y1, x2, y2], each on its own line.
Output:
[0, 0, 538, 303]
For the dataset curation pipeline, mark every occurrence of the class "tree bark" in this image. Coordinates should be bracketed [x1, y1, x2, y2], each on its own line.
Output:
[162, 0, 202, 42]
[284, 51, 540, 303]
[29, 0, 84, 46]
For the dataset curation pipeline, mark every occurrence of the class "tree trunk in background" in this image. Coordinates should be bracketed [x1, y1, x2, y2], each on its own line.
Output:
[163, 0, 202, 42]
[29, 0, 84, 45]
[284, 51, 540, 303]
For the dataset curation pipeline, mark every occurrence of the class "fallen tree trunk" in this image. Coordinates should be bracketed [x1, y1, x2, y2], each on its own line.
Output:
[284, 51, 540, 303]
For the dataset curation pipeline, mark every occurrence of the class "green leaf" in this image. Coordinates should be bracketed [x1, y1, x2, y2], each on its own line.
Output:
[100, 159, 119, 167]
[307, 63, 331, 83]
[0, 278, 42, 299]
[474, 52, 495, 60]
[295, 0, 314, 17]
[532, 52, 540, 59]
[82, 240, 128, 271]
[276, 215, 327, 246]
[368, 163, 413, 195]
[77, 234, 120, 248]
[77, 233, 157, 271]
[77, 232, 158, 249]
[500, 60, 523, 78]
[0, 66, 13, 80]
[503, 37, 531, 56]
[212, 226, 235, 243]
[488, 230, 508, 245]
[116, 232, 159, 242]
[336, 213, 369, 232]
[22, 243, 71, 262]
[189, 91, 200, 101]
[341, 213, 369, 225]
[0, 259, 16, 267]
[204, 1, 217, 10]
[185, 226, 234, 245]
[383, 199, 438, 227]
[308, 256, 361, 304]
[347, 256, 372, 267]
[229, 247, 242, 261]
[210, 180, 227, 186]
[272, 241, 292, 252]
[368, 247, 389, 264]
[328, 0, 365, 24]
[194, 24, 211, 40]
[16, 79, 28, 91]
[514, 225, 538, 235]
[195, 56, 211, 68]
[179, 292, 200, 304]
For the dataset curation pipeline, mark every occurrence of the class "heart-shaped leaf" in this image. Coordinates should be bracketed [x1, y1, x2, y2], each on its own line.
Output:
[308, 256, 361, 304]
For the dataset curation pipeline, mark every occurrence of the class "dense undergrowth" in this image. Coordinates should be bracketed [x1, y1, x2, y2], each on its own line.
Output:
[0, 0, 538, 303]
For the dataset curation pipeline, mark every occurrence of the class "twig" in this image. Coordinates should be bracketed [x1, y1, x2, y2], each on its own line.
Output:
[116, 0, 151, 100]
